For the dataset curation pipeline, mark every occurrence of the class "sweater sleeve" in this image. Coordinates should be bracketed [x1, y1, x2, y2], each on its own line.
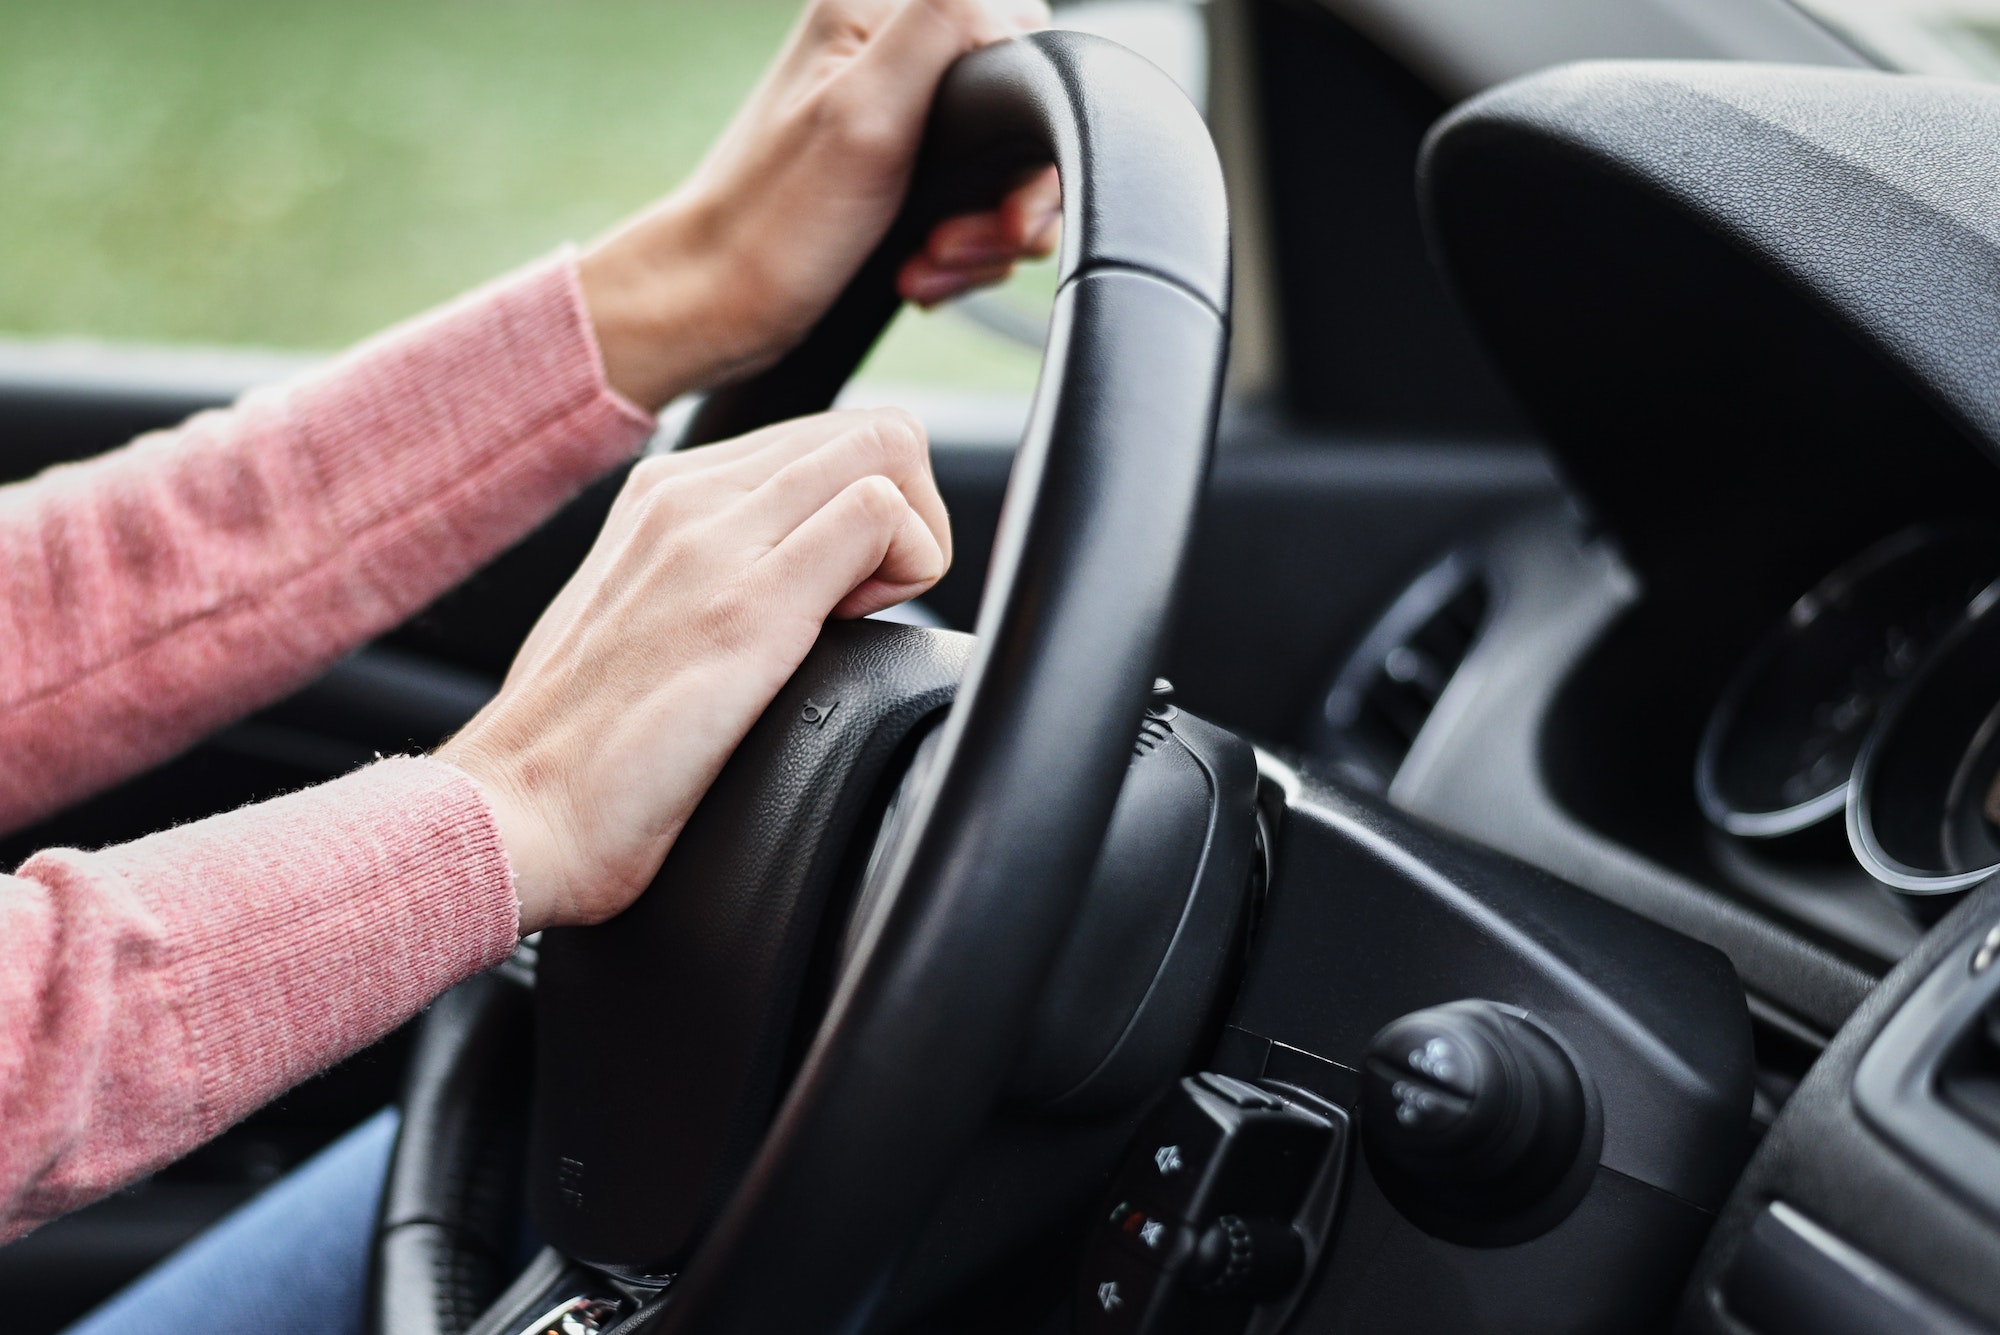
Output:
[0, 248, 656, 835]
[0, 252, 656, 1239]
[0, 755, 520, 1241]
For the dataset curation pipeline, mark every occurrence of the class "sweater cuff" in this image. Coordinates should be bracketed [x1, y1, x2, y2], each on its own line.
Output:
[50, 756, 520, 1139]
[550, 245, 657, 429]
[286, 247, 660, 542]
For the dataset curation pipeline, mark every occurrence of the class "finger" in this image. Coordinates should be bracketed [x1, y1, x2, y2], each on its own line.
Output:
[779, 0, 902, 91]
[832, 498, 950, 618]
[631, 408, 895, 498]
[758, 475, 944, 620]
[899, 257, 1016, 306]
[924, 211, 1021, 268]
[806, 0, 901, 38]
[918, 167, 1061, 268]
[1024, 209, 1060, 259]
[1001, 165, 1063, 255]
[855, 0, 1044, 113]
[833, 563, 943, 620]
[591, 413, 879, 601]
[736, 412, 951, 570]
[707, 409, 944, 519]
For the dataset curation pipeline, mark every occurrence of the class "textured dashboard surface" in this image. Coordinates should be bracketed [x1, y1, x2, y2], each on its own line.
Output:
[1405, 61, 2000, 1031]
[1424, 61, 2000, 478]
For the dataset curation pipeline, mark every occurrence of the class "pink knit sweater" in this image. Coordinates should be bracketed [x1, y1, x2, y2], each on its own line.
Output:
[0, 252, 655, 1240]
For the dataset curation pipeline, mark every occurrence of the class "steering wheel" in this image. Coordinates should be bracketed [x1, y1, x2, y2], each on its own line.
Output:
[370, 30, 1229, 1335]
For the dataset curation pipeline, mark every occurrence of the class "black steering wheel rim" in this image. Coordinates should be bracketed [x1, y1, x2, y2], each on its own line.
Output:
[373, 30, 1229, 1335]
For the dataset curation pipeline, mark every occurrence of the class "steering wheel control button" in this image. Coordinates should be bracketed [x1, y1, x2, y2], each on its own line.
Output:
[1361, 1000, 1593, 1246]
[1105, 1201, 1182, 1264]
[1076, 1245, 1166, 1332]
[1119, 1104, 1227, 1220]
[1077, 1075, 1345, 1333]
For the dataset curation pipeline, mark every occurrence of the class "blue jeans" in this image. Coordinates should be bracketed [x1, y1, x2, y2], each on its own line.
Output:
[63, 1110, 399, 1335]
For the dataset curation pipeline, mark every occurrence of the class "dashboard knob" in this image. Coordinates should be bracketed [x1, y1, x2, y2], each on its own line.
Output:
[1360, 1000, 1590, 1243]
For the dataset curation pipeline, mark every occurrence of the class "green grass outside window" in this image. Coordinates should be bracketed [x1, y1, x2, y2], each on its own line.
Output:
[0, 0, 1046, 391]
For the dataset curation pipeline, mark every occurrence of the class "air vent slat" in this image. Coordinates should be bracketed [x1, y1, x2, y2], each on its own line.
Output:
[1307, 552, 1491, 792]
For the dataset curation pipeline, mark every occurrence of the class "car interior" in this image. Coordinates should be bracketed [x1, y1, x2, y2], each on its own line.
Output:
[9, 0, 2000, 1331]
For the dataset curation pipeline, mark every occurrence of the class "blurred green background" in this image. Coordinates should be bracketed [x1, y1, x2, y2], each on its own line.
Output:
[0, 0, 1047, 390]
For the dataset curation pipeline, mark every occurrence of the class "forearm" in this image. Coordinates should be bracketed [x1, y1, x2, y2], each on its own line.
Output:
[0, 757, 516, 1241]
[0, 252, 655, 835]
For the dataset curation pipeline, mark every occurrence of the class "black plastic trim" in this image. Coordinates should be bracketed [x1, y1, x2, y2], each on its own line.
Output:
[1721, 1202, 1989, 1335]
[1388, 512, 1878, 1034]
[1853, 901, 2000, 1220]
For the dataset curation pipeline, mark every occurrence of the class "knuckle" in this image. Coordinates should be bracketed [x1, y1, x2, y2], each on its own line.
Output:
[806, 0, 862, 28]
[636, 482, 703, 543]
[935, 0, 1004, 39]
[869, 407, 927, 464]
[855, 473, 906, 524]
[618, 461, 661, 505]
[817, 79, 905, 160]
[629, 454, 677, 492]
[635, 483, 680, 531]
[837, 409, 923, 477]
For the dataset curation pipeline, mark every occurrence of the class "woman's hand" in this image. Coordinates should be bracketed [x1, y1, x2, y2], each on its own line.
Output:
[438, 408, 949, 936]
[579, 0, 1063, 411]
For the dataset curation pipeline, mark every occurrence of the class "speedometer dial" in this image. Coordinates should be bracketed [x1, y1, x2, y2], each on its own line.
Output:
[1697, 526, 2000, 839]
[1851, 579, 2000, 893]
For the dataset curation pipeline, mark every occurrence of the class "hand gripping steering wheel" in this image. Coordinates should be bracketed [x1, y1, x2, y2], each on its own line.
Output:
[370, 31, 1229, 1335]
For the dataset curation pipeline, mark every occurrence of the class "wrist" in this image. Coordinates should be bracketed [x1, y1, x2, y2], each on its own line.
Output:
[577, 193, 771, 412]
[436, 735, 570, 938]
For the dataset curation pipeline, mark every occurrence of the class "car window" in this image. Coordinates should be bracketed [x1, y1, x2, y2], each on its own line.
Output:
[0, 0, 1204, 398]
[1789, 0, 2000, 76]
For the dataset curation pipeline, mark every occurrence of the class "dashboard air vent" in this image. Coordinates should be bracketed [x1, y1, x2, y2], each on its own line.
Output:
[1306, 551, 1490, 791]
